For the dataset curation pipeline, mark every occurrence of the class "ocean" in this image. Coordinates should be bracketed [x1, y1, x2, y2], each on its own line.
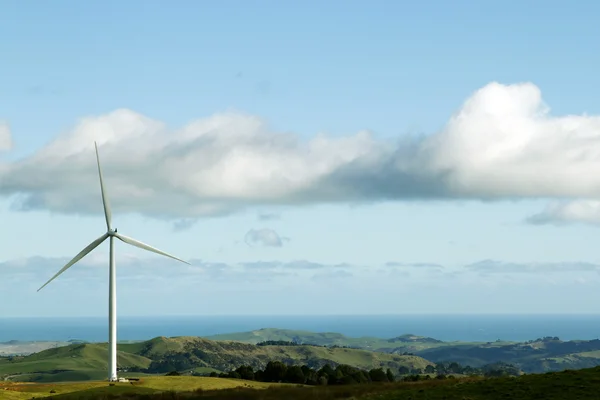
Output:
[1, 315, 599, 343]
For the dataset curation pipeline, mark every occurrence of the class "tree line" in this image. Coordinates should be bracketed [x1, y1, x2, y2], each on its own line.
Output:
[173, 360, 522, 386]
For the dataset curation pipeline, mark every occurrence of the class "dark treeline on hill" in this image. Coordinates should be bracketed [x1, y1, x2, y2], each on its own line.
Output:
[164, 360, 521, 386]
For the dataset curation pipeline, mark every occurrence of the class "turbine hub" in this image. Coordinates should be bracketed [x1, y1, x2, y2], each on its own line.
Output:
[108, 229, 116, 236]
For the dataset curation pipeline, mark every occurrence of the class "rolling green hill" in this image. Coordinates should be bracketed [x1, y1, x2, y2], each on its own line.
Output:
[0, 337, 432, 383]
[205, 328, 452, 352]
[126, 336, 433, 373]
[416, 337, 600, 372]
[0, 343, 152, 382]
[207, 329, 600, 373]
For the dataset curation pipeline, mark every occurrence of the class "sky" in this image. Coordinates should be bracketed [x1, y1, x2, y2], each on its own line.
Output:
[2, 0, 600, 317]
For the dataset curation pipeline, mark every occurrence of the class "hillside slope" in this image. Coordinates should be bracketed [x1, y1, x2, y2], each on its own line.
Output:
[0, 343, 152, 381]
[416, 338, 600, 372]
[1, 337, 432, 382]
[208, 329, 600, 373]
[205, 328, 449, 352]
[125, 336, 433, 372]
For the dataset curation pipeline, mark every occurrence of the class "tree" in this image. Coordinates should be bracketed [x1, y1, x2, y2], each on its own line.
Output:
[424, 365, 436, 374]
[227, 371, 241, 379]
[285, 366, 306, 384]
[318, 364, 336, 385]
[235, 365, 255, 381]
[386, 368, 395, 382]
[448, 362, 462, 374]
[263, 361, 287, 382]
[369, 368, 389, 382]
[398, 366, 410, 375]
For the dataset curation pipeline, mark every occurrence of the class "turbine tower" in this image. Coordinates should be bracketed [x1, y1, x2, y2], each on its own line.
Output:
[38, 142, 190, 382]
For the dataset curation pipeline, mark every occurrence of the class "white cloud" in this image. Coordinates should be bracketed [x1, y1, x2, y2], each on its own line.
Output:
[0, 121, 12, 151]
[244, 228, 285, 247]
[3, 82, 600, 223]
[526, 200, 600, 226]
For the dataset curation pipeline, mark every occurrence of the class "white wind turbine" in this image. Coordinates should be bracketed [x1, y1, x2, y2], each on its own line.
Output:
[38, 142, 190, 382]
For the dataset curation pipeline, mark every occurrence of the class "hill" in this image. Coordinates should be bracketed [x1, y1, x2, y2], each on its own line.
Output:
[205, 328, 448, 352]
[123, 336, 432, 373]
[0, 337, 432, 382]
[207, 329, 600, 373]
[0, 343, 152, 382]
[415, 337, 600, 372]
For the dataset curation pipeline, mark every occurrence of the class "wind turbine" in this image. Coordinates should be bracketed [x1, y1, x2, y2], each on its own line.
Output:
[38, 142, 190, 382]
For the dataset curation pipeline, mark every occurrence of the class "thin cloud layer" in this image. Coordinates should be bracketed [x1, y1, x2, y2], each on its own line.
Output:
[464, 259, 600, 274]
[3, 256, 599, 294]
[2, 82, 600, 222]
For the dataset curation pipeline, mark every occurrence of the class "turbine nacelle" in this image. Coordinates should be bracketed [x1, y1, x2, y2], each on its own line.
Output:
[107, 229, 117, 236]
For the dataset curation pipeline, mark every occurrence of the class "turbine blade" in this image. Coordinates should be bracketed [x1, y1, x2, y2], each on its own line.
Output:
[95, 142, 112, 231]
[37, 233, 109, 292]
[115, 232, 190, 265]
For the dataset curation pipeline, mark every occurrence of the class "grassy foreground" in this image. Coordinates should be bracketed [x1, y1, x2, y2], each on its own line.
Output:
[3, 366, 600, 399]
[0, 376, 278, 399]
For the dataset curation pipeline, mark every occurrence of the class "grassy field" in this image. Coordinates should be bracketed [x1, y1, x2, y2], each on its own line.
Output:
[0, 376, 280, 399]
[4, 366, 600, 399]
[23, 366, 600, 400]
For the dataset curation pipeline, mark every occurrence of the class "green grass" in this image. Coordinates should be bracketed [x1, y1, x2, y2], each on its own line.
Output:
[0, 376, 287, 399]
[32, 366, 600, 400]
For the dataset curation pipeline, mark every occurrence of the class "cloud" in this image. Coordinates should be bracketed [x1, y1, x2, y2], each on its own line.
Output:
[3, 81, 600, 223]
[0, 256, 355, 292]
[385, 262, 444, 271]
[244, 228, 285, 247]
[0, 121, 12, 151]
[526, 200, 600, 226]
[172, 218, 197, 231]
[240, 260, 338, 270]
[310, 269, 353, 282]
[257, 212, 280, 221]
[464, 259, 600, 274]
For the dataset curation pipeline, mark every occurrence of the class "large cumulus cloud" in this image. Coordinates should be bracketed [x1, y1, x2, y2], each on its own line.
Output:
[2, 81, 600, 224]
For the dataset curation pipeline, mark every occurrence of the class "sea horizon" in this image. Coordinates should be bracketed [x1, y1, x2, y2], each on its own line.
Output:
[1, 314, 599, 343]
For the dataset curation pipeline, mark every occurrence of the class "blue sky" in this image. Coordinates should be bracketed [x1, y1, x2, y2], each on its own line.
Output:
[2, 0, 600, 317]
